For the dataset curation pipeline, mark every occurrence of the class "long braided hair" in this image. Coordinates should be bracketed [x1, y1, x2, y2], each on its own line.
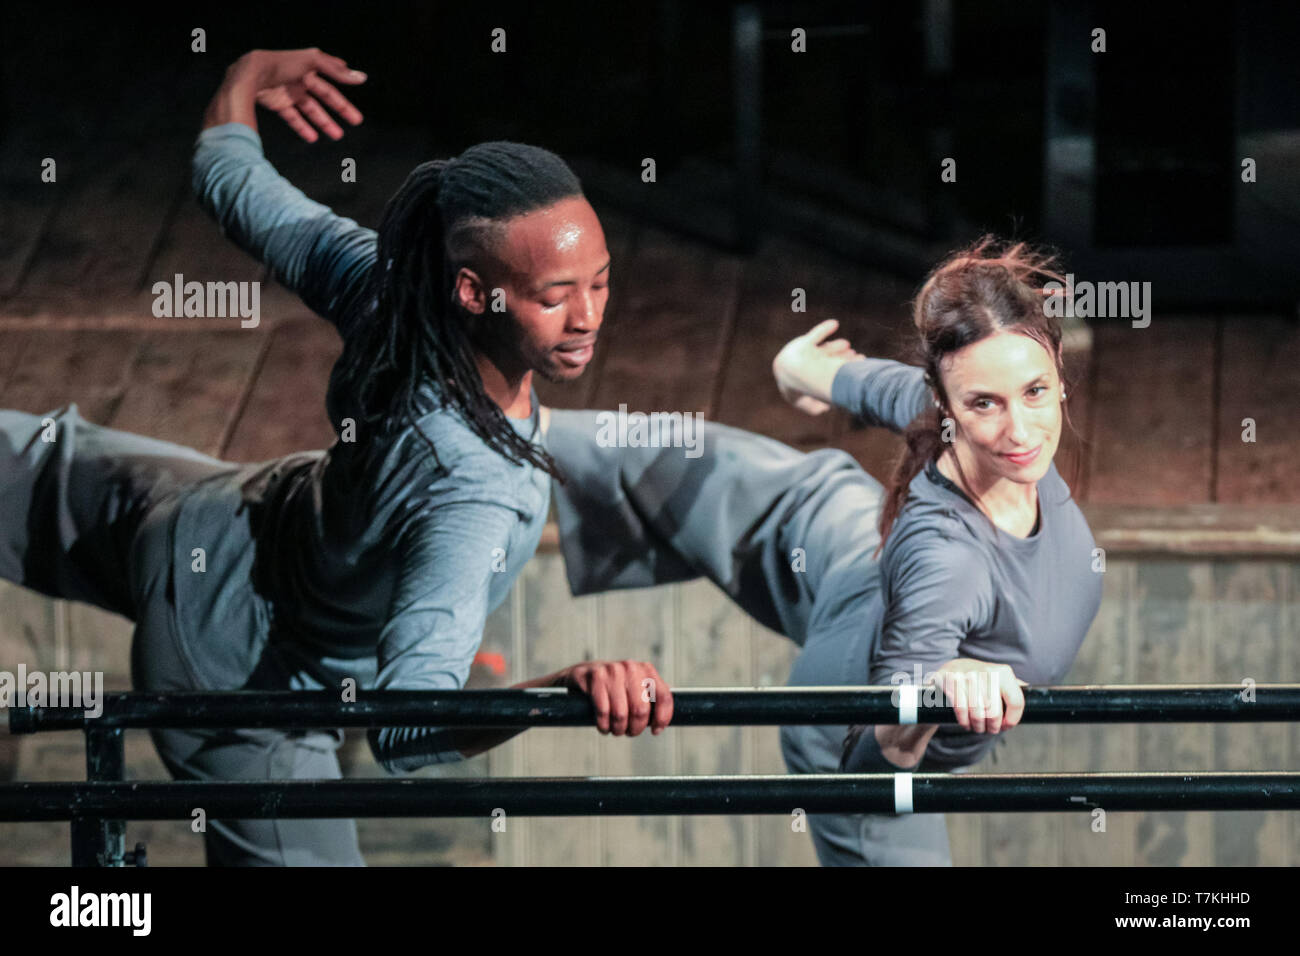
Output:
[335, 141, 584, 479]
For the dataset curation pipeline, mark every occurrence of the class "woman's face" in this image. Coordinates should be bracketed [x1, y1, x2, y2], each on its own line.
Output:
[937, 330, 1063, 486]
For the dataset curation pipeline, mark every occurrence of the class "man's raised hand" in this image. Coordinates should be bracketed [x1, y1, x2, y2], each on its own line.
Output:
[234, 48, 367, 142]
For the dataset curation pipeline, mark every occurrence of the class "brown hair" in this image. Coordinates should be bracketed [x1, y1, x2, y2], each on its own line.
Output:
[873, 235, 1085, 558]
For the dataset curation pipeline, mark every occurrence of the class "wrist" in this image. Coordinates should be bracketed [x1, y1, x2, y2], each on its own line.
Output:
[203, 67, 261, 132]
[874, 723, 936, 768]
[226, 50, 265, 86]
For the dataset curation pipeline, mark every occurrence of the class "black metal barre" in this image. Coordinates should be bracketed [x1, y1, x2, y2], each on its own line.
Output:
[10, 684, 1300, 733]
[4, 773, 1300, 819]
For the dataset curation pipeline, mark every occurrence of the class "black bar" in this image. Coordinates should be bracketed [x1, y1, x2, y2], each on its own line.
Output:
[3, 772, 1300, 820]
[70, 726, 125, 867]
[9, 684, 1299, 733]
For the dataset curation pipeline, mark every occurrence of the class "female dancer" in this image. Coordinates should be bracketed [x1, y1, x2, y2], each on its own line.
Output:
[540, 240, 1104, 865]
[0, 47, 672, 866]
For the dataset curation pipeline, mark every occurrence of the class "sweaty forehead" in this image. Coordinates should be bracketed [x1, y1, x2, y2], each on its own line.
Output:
[497, 200, 605, 278]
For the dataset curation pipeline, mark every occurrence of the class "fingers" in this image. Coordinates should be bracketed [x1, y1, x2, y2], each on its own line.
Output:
[585, 669, 612, 734]
[310, 49, 368, 86]
[273, 103, 320, 143]
[793, 395, 831, 416]
[943, 672, 968, 730]
[605, 662, 630, 735]
[1002, 667, 1027, 729]
[303, 73, 365, 127]
[937, 663, 1023, 733]
[575, 661, 672, 737]
[649, 672, 674, 734]
[804, 318, 839, 343]
[296, 93, 346, 141]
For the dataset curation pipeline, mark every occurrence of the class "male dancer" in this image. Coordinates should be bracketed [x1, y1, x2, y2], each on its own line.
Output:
[0, 47, 671, 865]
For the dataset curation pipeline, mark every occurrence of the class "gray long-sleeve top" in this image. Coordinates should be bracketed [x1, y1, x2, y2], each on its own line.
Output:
[189, 122, 549, 773]
[543, 359, 1103, 772]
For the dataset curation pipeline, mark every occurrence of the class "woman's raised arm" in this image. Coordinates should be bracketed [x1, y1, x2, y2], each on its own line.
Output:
[773, 319, 932, 435]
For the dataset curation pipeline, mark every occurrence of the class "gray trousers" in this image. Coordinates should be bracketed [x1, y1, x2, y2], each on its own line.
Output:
[0, 404, 363, 865]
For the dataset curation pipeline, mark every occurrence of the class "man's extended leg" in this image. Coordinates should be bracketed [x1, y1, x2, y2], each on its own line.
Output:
[0, 403, 231, 615]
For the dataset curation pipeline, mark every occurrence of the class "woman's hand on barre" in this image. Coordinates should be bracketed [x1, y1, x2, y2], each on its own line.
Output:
[872, 658, 1026, 767]
[772, 319, 864, 416]
[553, 660, 675, 737]
[931, 658, 1027, 734]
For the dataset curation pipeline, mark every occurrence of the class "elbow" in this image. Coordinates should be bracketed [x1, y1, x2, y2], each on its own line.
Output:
[366, 726, 466, 775]
[841, 724, 924, 773]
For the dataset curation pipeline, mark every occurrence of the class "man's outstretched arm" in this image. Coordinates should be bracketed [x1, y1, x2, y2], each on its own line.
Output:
[194, 49, 375, 334]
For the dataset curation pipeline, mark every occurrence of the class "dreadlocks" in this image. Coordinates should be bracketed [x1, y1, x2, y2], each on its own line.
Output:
[335, 141, 584, 480]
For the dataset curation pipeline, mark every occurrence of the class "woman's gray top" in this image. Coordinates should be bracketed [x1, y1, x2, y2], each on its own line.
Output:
[544, 357, 1103, 772]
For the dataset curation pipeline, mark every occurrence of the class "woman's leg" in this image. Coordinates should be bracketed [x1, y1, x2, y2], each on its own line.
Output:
[545, 409, 885, 643]
[779, 633, 953, 866]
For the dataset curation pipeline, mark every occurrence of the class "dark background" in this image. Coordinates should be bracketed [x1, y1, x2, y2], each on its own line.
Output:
[2, 0, 1298, 305]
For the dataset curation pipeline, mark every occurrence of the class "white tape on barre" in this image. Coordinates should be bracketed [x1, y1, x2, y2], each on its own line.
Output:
[897, 684, 919, 725]
[893, 773, 914, 814]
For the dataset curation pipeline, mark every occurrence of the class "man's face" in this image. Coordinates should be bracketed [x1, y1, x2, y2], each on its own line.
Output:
[938, 331, 1063, 485]
[457, 196, 610, 384]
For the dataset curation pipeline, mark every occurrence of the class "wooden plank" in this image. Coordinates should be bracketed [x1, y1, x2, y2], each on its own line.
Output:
[1216, 315, 1300, 504]
[828, 272, 923, 484]
[487, 577, 527, 866]
[1132, 560, 1214, 865]
[220, 316, 339, 461]
[0, 328, 143, 423]
[983, 725, 1061, 865]
[0, 582, 61, 700]
[1209, 560, 1288, 864]
[11, 66, 194, 309]
[1056, 339, 1094, 503]
[107, 331, 264, 458]
[1061, 559, 1137, 866]
[749, 618, 819, 866]
[594, 586, 677, 865]
[0, 124, 66, 299]
[709, 238, 853, 449]
[1083, 503, 1300, 557]
[674, 579, 751, 865]
[1087, 317, 1216, 505]
[0, 329, 32, 393]
[945, 807, 983, 868]
[0, 15, 185, 306]
[63, 603, 133, 692]
[517, 554, 601, 864]
[588, 225, 742, 416]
